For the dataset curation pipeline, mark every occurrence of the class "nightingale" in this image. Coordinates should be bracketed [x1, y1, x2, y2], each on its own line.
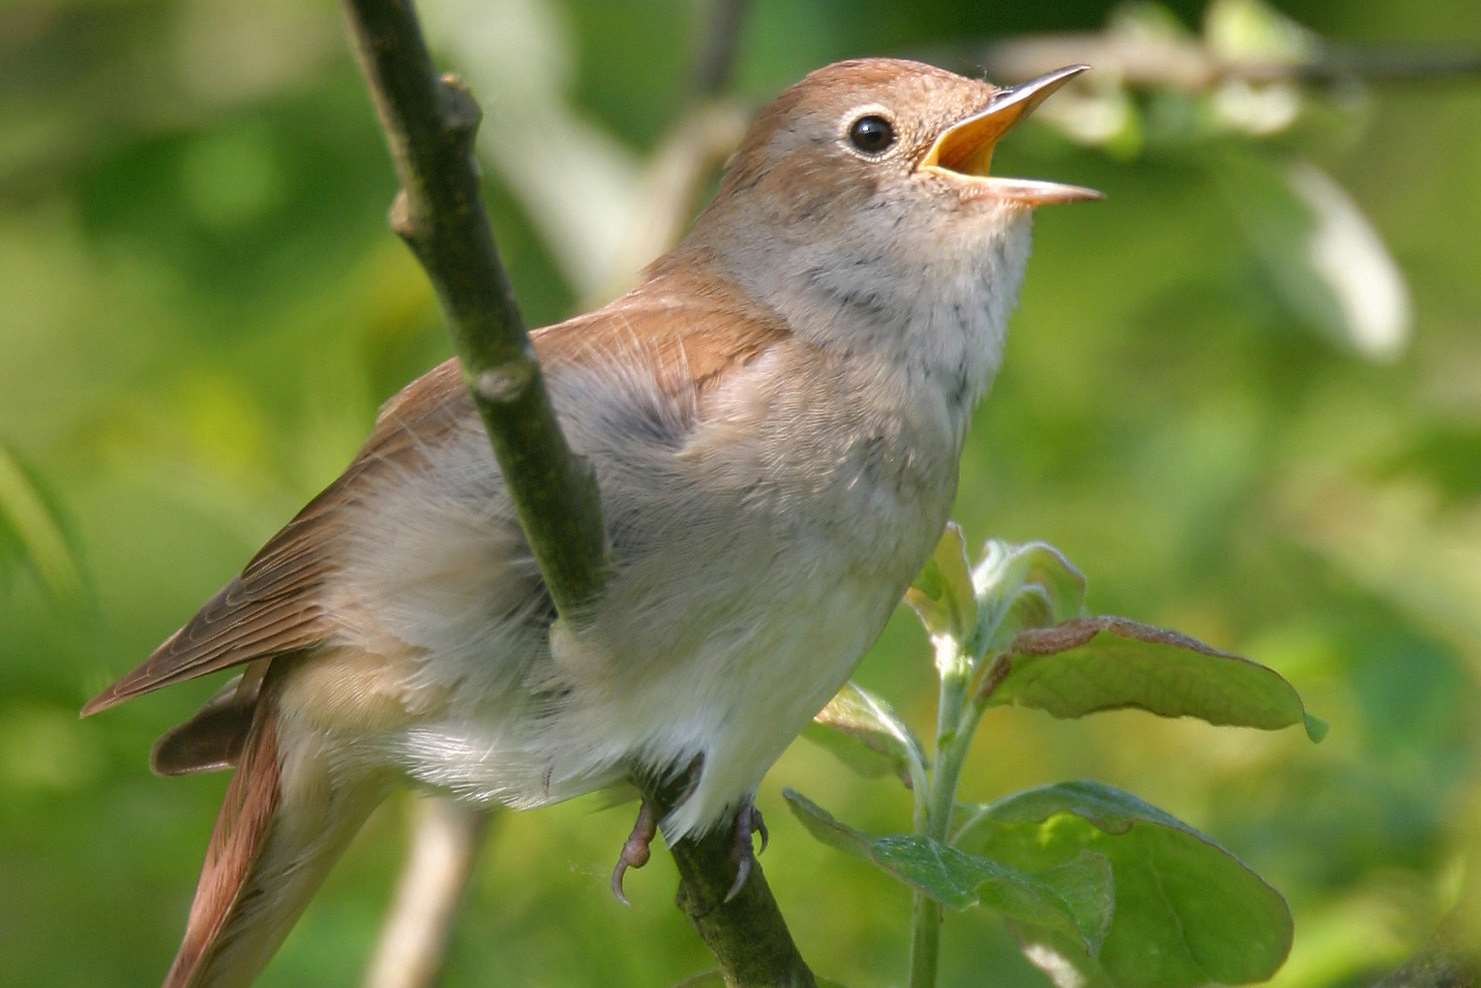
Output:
[82, 58, 1099, 988]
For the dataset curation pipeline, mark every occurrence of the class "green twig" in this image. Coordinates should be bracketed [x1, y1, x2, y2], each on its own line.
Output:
[908, 634, 983, 988]
[340, 2, 810, 984]
[342, 0, 606, 620]
[643, 775, 815, 988]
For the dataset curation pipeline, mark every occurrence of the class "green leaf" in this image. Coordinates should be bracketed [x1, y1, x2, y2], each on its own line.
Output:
[977, 851, 1115, 957]
[973, 540, 1088, 654]
[906, 522, 976, 641]
[1204, 0, 1315, 62]
[784, 789, 1112, 952]
[804, 682, 924, 788]
[959, 781, 1293, 988]
[989, 615, 1327, 741]
[0, 444, 83, 600]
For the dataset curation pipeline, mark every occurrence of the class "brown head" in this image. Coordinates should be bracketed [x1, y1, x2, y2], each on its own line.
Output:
[677, 57, 1098, 370]
[690, 58, 1098, 255]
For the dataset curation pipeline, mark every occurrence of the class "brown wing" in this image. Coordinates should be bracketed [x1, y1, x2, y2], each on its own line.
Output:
[533, 261, 787, 400]
[80, 361, 471, 717]
[81, 265, 788, 717]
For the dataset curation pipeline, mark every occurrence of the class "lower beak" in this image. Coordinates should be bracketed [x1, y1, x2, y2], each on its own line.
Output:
[920, 64, 1102, 206]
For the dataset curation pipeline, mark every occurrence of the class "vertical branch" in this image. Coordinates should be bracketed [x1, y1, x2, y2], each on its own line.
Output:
[343, 0, 607, 620]
[691, 0, 752, 97]
[363, 800, 492, 988]
[340, 2, 811, 985]
[594, 0, 752, 301]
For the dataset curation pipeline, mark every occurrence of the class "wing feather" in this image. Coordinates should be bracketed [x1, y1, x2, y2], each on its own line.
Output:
[81, 268, 788, 717]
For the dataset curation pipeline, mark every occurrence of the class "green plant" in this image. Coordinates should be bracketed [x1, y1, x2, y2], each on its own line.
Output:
[790, 524, 1326, 987]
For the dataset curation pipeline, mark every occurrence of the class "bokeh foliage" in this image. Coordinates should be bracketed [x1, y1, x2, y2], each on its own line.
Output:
[2, 1, 1479, 986]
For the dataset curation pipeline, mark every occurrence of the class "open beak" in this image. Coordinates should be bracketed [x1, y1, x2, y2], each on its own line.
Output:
[919, 64, 1102, 206]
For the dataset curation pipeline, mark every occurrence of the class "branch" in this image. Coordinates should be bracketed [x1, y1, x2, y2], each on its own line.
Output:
[595, 103, 747, 303]
[343, 0, 606, 620]
[956, 34, 1481, 90]
[593, 0, 751, 301]
[1373, 932, 1481, 988]
[363, 799, 492, 988]
[691, 0, 752, 98]
[340, 2, 811, 984]
[646, 776, 815, 988]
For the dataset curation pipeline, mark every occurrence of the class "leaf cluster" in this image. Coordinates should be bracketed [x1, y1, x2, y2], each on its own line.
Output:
[793, 527, 1323, 987]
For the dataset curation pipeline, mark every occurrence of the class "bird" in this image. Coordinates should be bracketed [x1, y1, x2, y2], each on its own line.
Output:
[81, 57, 1099, 988]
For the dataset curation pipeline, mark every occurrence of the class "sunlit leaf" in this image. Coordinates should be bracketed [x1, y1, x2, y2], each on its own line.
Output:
[1217, 152, 1411, 362]
[906, 522, 976, 641]
[959, 781, 1293, 988]
[974, 540, 1088, 654]
[804, 682, 924, 788]
[784, 789, 1112, 952]
[1204, 0, 1316, 63]
[987, 616, 1326, 741]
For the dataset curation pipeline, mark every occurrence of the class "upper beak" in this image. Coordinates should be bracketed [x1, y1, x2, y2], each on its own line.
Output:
[919, 64, 1102, 206]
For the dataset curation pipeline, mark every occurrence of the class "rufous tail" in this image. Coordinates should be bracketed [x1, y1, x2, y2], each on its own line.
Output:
[162, 678, 383, 988]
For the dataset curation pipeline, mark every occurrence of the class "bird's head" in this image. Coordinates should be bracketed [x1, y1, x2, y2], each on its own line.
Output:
[684, 58, 1098, 365]
[717, 57, 1098, 222]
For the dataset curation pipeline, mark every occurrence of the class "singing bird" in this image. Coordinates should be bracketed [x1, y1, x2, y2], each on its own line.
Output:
[83, 58, 1099, 987]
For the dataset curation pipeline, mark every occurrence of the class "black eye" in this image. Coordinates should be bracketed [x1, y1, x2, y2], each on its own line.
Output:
[848, 114, 895, 155]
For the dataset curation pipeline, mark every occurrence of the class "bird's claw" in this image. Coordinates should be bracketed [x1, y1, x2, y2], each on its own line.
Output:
[723, 803, 767, 903]
[610, 798, 659, 906]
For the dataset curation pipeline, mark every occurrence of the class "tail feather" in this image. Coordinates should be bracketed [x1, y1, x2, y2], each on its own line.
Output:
[163, 680, 383, 988]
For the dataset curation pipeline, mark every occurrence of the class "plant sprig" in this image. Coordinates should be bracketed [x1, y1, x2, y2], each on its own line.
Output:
[789, 524, 1323, 988]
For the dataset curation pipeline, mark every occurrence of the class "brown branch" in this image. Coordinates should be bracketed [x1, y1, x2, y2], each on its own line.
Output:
[340, 2, 811, 984]
[945, 33, 1481, 90]
[691, 0, 752, 98]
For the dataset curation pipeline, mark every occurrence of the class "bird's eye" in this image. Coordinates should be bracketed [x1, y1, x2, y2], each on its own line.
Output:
[847, 114, 895, 155]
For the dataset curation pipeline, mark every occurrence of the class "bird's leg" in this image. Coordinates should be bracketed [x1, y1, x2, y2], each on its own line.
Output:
[610, 753, 706, 905]
[610, 798, 659, 906]
[723, 800, 769, 903]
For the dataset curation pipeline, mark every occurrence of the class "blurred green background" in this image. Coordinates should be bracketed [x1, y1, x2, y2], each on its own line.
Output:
[3, 0, 1480, 985]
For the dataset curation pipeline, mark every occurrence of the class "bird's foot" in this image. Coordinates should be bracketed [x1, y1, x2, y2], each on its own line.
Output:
[610, 755, 705, 905]
[723, 801, 769, 903]
[610, 798, 659, 906]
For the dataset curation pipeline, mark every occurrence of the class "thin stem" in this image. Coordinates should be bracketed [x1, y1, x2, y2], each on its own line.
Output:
[908, 892, 942, 988]
[909, 634, 980, 988]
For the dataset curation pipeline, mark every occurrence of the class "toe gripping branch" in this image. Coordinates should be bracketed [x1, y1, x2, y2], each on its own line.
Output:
[725, 803, 769, 904]
[610, 797, 768, 907]
[609, 755, 768, 906]
[610, 799, 659, 906]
